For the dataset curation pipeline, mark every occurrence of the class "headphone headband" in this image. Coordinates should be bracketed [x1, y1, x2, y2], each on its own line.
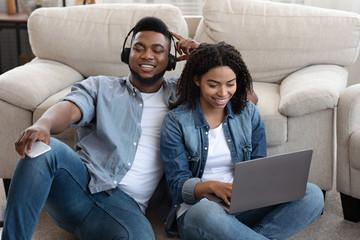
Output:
[121, 27, 177, 71]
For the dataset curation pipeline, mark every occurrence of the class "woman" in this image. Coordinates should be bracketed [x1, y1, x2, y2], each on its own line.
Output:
[160, 42, 324, 240]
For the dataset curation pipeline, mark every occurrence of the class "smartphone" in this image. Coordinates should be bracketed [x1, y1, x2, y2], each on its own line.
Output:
[26, 141, 51, 158]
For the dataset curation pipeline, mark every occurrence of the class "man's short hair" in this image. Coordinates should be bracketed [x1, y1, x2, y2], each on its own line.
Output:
[132, 17, 172, 42]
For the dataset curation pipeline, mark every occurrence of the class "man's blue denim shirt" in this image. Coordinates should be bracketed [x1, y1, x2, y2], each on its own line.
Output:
[160, 100, 266, 208]
[60, 74, 178, 194]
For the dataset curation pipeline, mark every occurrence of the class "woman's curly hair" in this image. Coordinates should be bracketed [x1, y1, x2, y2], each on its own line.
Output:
[172, 42, 253, 114]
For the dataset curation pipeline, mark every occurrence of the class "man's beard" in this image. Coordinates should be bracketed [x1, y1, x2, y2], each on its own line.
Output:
[130, 67, 166, 87]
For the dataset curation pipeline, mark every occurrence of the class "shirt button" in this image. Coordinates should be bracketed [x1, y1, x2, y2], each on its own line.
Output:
[133, 142, 137, 146]
[205, 132, 208, 135]
[228, 139, 231, 142]
[204, 147, 208, 150]
[224, 123, 227, 126]
[128, 162, 131, 166]
[132, 93, 136, 96]
[139, 103, 143, 107]
[113, 180, 118, 185]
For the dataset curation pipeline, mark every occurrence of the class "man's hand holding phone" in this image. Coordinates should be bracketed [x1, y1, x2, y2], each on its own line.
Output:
[26, 141, 51, 158]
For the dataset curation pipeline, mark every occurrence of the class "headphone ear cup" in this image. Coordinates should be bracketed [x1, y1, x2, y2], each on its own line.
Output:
[166, 54, 176, 71]
[121, 47, 131, 64]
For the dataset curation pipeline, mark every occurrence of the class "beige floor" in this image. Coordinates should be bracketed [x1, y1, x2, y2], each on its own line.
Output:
[1, 179, 360, 240]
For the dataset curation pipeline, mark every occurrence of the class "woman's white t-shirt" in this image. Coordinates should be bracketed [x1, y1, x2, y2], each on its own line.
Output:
[177, 123, 234, 218]
[119, 87, 167, 214]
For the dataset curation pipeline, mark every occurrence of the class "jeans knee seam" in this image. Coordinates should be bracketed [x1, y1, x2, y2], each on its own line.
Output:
[182, 224, 205, 240]
[95, 204, 131, 238]
[54, 167, 90, 196]
[256, 202, 292, 235]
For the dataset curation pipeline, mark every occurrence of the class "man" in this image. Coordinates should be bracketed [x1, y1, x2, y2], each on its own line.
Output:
[2, 16, 199, 240]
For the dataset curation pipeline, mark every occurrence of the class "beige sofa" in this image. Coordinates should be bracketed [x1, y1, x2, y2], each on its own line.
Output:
[1, 0, 360, 238]
[337, 84, 360, 222]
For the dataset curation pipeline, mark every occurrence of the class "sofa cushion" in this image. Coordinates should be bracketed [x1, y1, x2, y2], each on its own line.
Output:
[195, 0, 360, 83]
[254, 82, 287, 146]
[28, 4, 188, 79]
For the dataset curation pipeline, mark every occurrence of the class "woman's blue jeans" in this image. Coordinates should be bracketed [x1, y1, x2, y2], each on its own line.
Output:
[177, 183, 324, 240]
[1, 138, 155, 240]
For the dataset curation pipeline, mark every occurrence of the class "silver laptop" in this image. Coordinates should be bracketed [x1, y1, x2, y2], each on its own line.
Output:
[205, 149, 313, 214]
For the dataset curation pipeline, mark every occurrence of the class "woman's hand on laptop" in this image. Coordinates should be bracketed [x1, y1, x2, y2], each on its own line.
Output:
[195, 181, 232, 205]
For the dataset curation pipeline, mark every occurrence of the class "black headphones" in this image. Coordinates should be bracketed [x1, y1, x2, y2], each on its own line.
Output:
[121, 27, 177, 71]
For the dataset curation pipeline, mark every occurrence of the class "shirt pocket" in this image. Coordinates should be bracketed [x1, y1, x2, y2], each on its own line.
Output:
[242, 145, 252, 161]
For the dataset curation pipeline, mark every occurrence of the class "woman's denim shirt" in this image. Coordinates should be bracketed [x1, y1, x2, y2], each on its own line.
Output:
[160, 100, 266, 209]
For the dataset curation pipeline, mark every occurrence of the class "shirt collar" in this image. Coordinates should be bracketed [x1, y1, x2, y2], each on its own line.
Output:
[193, 99, 234, 129]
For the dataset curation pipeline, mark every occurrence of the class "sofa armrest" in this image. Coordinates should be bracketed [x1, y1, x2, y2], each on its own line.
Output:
[337, 84, 360, 146]
[0, 58, 83, 111]
[337, 84, 360, 195]
[279, 65, 347, 117]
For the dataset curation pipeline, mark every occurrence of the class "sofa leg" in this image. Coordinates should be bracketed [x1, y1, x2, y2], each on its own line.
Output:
[1, 179, 9, 227]
[318, 190, 326, 215]
[340, 193, 360, 222]
[3, 178, 11, 197]
[0, 208, 4, 227]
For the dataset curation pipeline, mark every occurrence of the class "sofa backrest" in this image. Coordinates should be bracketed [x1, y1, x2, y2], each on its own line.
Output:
[27, 4, 188, 78]
[195, 0, 360, 83]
